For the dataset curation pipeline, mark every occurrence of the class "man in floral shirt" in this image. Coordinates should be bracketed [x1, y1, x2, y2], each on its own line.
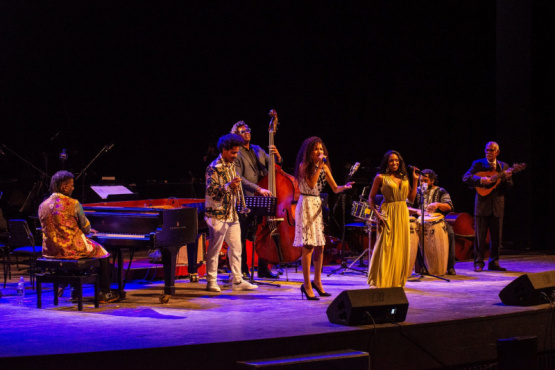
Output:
[39, 170, 119, 303]
[204, 134, 258, 293]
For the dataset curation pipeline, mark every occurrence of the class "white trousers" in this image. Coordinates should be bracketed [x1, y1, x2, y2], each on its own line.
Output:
[205, 218, 242, 283]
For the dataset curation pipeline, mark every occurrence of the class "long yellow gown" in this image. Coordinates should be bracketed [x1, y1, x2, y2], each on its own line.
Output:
[367, 175, 411, 288]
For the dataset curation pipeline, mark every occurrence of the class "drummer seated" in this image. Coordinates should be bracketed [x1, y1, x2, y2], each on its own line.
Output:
[408, 169, 456, 276]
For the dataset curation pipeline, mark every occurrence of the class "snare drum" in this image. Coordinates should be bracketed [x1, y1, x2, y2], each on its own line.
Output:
[417, 215, 449, 275]
[351, 201, 373, 220]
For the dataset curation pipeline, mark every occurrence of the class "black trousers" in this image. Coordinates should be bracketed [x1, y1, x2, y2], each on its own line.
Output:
[474, 214, 503, 265]
[98, 257, 112, 292]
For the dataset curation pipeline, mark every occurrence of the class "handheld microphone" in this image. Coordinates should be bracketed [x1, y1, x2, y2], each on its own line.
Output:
[407, 165, 421, 175]
[322, 157, 327, 164]
[352, 161, 360, 173]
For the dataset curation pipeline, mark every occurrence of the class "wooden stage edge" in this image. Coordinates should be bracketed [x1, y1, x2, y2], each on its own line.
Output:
[2, 309, 555, 369]
[3, 254, 555, 369]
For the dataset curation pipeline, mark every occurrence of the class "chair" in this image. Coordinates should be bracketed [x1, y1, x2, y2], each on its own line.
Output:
[0, 208, 8, 283]
[1, 230, 9, 286]
[5, 219, 42, 289]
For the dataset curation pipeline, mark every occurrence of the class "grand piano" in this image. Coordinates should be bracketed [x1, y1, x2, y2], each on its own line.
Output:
[82, 198, 206, 299]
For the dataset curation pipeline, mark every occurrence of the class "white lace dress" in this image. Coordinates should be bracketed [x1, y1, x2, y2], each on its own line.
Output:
[293, 169, 327, 247]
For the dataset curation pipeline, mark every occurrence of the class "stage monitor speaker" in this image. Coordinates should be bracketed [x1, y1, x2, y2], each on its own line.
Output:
[499, 270, 555, 306]
[326, 287, 408, 326]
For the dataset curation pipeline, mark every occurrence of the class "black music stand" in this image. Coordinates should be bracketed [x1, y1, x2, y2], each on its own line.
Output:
[409, 178, 450, 283]
[239, 196, 281, 287]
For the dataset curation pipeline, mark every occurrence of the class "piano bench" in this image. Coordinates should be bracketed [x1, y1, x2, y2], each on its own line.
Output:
[35, 258, 100, 311]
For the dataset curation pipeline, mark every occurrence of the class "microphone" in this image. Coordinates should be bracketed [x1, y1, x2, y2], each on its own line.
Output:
[59, 149, 68, 161]
[349, 162, 360, 177]
[422, 182, 428, 192]
[104, 143, 115, 152]
[407, 165, 421, 175]
[322, 157, 327, 164]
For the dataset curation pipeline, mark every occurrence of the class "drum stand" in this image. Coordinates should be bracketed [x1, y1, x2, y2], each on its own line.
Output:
[344, 217, 374, 276]
[410, 179, 450, 283]
[327, 192, 367, 277]
[241, 196, 282, 287]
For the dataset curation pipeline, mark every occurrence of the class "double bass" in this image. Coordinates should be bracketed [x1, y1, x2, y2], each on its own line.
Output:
[255, 109, 302, 264]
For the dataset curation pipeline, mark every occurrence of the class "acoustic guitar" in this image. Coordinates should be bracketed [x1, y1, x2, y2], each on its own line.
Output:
[475, 162, 526, 196]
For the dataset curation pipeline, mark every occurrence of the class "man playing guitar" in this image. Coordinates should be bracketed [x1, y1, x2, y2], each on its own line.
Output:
[463, 141, 516, 272]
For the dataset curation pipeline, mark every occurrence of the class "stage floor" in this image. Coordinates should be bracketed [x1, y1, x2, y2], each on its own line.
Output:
[2, 252, 555, 369]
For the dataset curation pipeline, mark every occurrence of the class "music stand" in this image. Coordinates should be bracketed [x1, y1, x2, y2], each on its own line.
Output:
[240, 196, 281, 287]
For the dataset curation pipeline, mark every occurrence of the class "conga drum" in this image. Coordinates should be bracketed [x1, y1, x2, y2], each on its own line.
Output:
[406, 216, 419, 276]
[417, 213, 449, 275]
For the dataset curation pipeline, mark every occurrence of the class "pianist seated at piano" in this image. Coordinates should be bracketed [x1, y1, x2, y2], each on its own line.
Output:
[204, 134, 258, 293]
[38, 170, 120, 303]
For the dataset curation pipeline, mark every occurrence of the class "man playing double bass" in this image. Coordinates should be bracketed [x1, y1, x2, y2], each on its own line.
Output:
[231, 120, 281, 279]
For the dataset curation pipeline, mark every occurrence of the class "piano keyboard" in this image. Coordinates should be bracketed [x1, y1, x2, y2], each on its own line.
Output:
[94, 233, 150, 240]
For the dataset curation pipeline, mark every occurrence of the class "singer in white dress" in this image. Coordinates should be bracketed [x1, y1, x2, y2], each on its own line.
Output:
[293, 137, 354, 300]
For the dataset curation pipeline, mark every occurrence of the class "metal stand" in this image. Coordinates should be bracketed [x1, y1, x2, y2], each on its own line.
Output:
[75, 143, 114, 202]
[1, 144, 50, 214]
[345, 218, 374, 276]
[240, 196, 281, 287]
[410, 175, 450, 283]
[327, 185, 368, 277]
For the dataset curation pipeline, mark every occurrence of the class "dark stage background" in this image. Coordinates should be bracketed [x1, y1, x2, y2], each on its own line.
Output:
[1, 2, 553, 250]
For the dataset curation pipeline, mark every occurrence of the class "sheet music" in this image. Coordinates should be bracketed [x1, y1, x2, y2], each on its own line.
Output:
[90, 185, 133, 200]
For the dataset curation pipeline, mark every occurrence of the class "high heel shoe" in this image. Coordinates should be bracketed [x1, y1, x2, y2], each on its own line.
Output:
[311, 281, 332, 297]
[300, 284, 319, 301]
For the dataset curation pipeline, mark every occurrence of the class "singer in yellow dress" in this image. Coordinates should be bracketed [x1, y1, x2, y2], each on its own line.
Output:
[367, 150, 418, 288]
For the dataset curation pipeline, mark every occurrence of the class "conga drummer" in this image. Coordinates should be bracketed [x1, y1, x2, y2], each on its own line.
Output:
[409, 169, 456, 275]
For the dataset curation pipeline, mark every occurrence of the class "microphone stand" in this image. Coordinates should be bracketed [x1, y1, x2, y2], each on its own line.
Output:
[75, 144, 114, 202]
[328, 163, 365, 277]
[1, 144, 51, 215]
[411, 174, 450, 283]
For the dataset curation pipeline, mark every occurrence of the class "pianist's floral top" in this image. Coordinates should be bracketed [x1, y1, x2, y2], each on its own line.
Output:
[205, 154, 240, 222]
[38, 193, 109, 259]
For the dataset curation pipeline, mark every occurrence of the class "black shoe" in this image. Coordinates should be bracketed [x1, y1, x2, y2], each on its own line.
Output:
[189, 273, 199, 282]
[488, 262, 507, 271]
[99, 290, 120, 303]
[311, 281, 331, 297]
[474, 263, 484, 272]
[447, 268, 456, 276]
[300, 284, 319, 301]
[258, 269, 279, 279]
